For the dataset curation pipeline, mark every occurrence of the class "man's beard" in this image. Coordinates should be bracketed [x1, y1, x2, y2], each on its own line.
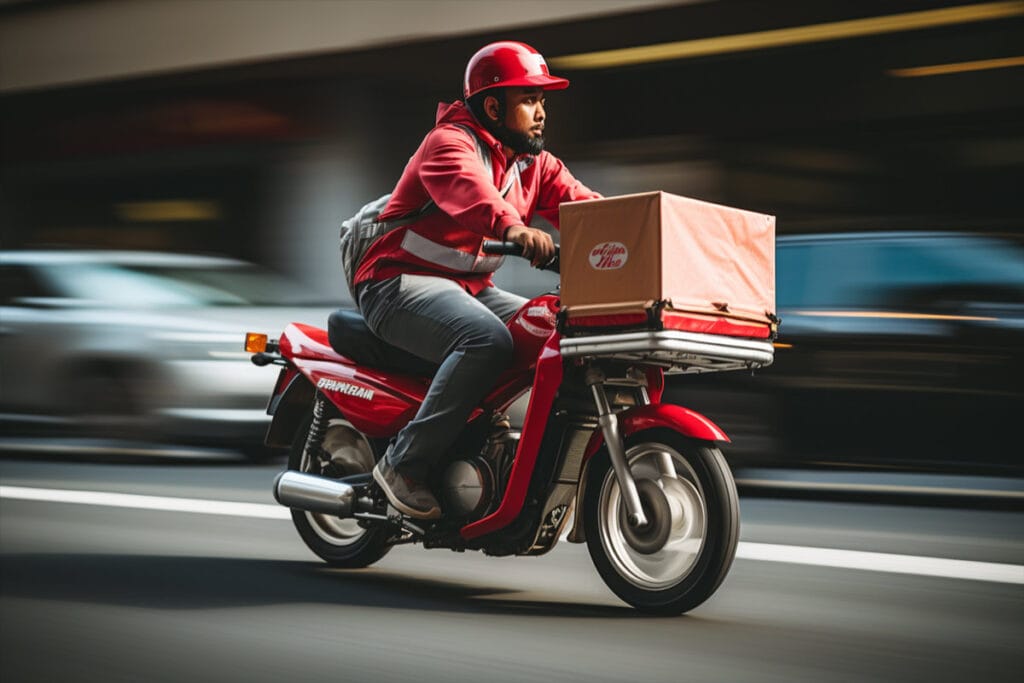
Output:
[493, 125, 545, 155]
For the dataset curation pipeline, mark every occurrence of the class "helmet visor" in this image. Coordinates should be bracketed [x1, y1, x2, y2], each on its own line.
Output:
[499, 73, 570, 91]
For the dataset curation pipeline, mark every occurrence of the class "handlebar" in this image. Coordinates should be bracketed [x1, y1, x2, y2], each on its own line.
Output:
[482, 241, 560, 273]
[482, 241, 526, 256]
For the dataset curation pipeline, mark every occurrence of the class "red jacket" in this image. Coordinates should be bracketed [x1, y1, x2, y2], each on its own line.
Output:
[354, 100, 601, 295]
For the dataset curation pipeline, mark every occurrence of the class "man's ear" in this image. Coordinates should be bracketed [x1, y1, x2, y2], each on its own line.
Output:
[484, 94, 501, 123]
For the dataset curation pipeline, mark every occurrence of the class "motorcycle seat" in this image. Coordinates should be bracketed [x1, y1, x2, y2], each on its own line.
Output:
[327, 309, 438, 377]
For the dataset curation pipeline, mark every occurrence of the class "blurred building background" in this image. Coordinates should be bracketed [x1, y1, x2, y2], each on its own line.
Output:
[2, 0, 1022, 301]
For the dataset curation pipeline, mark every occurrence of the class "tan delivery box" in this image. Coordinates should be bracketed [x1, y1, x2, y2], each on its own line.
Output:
[559, 191, 776, 338]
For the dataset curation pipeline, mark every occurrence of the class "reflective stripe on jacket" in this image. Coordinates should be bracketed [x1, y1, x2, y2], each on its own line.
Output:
[353, 100, 601, 294]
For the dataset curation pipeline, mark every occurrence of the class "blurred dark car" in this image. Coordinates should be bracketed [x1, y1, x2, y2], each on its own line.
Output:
[0, 250, 335, 456]
[669, 232, 1024, 475]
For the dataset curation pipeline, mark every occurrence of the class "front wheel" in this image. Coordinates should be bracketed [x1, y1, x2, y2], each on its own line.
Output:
[287, 413, 392, 568]
[583, 428, 739, 614]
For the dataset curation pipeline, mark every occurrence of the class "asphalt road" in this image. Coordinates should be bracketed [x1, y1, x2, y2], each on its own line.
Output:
[1, 456, 1022, 683]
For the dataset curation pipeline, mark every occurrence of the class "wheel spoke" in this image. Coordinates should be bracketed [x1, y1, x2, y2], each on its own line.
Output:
[655, 451, 678, 479]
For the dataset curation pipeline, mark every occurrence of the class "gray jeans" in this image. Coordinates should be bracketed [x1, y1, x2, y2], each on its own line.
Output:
[358, 274, 527, 479]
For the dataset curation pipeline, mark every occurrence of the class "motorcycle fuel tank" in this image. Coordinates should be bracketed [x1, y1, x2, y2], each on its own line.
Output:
[507, 294, 560, 370]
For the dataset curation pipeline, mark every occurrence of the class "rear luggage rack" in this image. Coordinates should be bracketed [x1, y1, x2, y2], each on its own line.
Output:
[559, 329, 774, 374]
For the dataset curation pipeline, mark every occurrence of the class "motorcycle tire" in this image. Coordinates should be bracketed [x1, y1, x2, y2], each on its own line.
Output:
[287, 414, 392, 568]
[583, 428, 739, 615]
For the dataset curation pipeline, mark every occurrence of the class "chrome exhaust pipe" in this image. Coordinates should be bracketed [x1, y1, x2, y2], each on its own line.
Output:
[273, 470, 356, 517]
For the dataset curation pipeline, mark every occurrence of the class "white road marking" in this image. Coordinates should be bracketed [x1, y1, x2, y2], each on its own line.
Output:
[0, 485, 290, 520]
[735, 542, 1024, 585]
[2, 485, 1022, 585]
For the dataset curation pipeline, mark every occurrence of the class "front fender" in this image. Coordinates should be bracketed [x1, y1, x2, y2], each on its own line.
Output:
[583, 403, 730, 461]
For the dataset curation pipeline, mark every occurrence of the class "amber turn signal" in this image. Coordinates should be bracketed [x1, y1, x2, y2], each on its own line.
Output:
[244, 332, 268, 353]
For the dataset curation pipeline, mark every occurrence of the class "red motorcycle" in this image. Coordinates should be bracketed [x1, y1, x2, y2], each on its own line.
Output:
[247, 242, 774, 614]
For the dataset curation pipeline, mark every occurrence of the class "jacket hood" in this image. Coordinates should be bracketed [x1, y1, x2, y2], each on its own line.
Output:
[435, 99, 475, 125]
[435, 100, 503, 151]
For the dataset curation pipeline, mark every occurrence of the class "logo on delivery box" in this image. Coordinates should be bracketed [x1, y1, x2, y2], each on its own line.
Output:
[588, 242, 628, 270]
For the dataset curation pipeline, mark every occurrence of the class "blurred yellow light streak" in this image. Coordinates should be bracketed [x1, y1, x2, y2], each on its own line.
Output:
[772, 342, 794, 349]
[795, 311, 998, 322]
[888, 55, 1024, 77]
[549, 1, 1024, 69]
[116, 200, 221, 223]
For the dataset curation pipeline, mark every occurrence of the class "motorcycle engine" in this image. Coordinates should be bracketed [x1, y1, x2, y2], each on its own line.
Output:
[442, 429, 519, 519]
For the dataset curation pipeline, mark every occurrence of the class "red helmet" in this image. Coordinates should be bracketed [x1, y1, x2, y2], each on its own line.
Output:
[463, 41, 569, 99]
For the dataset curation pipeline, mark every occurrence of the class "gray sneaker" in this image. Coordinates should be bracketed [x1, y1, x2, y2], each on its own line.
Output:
[372, 459, 441, 519]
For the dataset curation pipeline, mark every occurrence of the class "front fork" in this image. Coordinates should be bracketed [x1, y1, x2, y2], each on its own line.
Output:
[586, 367, 651, 529]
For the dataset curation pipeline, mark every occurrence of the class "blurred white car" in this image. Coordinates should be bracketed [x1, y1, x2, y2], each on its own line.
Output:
[0, 250, 337, 457]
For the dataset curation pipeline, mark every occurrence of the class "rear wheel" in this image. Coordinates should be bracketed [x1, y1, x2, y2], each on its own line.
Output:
[287, 414, 391, 568]
[584, 428, 739, 614]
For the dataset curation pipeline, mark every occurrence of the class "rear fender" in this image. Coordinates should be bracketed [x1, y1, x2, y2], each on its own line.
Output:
[264, 371, 315, 449]
[582, 403, 730, 461]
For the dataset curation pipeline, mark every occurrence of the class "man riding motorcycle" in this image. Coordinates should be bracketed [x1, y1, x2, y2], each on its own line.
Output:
[355, 41, 602, 519]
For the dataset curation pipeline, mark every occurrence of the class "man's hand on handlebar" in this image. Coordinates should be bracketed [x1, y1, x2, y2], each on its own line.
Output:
[505, 225, 555, 268]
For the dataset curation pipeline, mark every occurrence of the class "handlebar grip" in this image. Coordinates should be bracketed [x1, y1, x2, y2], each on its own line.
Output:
[482, 240, 560, 274]
[482, 241, 525, 256]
